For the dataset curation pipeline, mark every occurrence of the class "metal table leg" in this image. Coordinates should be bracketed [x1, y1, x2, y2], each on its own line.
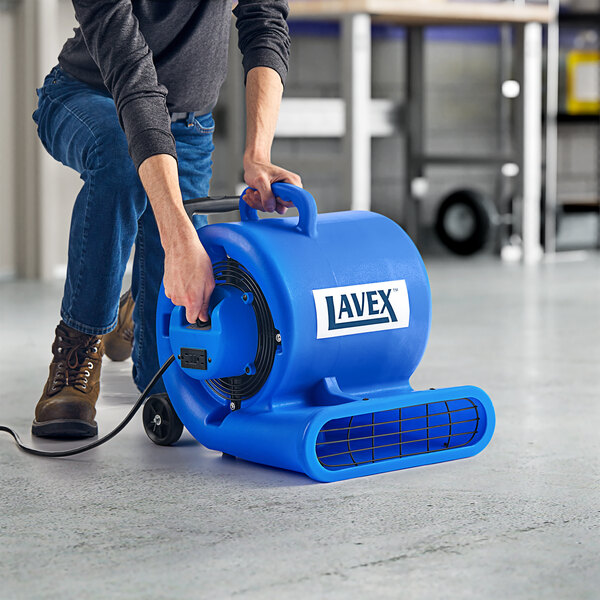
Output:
[404, 26, 425, 242]
[226, 29, 246, 195]
[517, 22, 544, 264]
[544, 0, 560, 255]
[341, 13, 372, 211]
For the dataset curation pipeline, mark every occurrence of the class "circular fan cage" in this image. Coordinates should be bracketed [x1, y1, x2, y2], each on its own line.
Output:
[204, 258, 278, 404]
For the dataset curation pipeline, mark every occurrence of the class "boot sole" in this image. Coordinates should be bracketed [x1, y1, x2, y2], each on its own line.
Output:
[31, 419, 98, 439]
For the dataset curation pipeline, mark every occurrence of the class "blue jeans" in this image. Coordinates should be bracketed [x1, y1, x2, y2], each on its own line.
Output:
[33, 66, 214, 393]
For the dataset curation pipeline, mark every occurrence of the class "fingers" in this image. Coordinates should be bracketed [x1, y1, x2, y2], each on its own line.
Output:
[185, 298, 209, 324]
[243, 191, 297, 215]
[243, 189, 291, 215]
[276, 197, 294, 207]
[272, 170, 300, 214]
[196, 298, 211, 323]
[284, 171, 303, 188]
[275, 197, 294, 215]
[196, 277, 215, 323]
[184, 297, 211, 324]
[185, 304, 199, 325]
[163, 237, 216, 325]
[256, 179, 276, 212]
[243, 164, 303, 213]
[242, 188, 263, 211]
[167, 283, 214, 325]
[242, 179, 275, 212]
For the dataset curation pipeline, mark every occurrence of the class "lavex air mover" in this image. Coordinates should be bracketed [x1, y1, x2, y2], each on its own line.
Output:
[150, 183, 495, 482]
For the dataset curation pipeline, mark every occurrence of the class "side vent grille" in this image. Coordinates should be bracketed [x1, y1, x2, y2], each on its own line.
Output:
[316, 398, 481, 470]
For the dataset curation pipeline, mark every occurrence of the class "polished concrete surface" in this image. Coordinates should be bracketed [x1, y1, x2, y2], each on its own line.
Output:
[1, 255, 599, 599]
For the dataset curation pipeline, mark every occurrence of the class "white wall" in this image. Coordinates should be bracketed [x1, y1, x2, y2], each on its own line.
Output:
[0, 7, 17, 278]
[3, 0, 80, 280]
[44, 0, 83, 279]
[34, 0, 81, 279]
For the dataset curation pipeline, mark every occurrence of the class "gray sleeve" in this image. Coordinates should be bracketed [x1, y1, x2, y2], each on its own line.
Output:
[71, 0, 176, 169]
[233, 0, 290, 85]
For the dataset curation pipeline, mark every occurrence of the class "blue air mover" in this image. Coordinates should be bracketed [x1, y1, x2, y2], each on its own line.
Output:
[151, 183, 495, 482]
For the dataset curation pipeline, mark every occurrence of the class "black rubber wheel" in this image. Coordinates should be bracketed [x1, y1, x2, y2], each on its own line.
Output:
[142, 393, 184, 446]
[435, 189, 493, 256]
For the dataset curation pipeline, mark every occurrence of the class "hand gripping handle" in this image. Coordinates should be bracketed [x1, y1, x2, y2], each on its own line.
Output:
[239, 183, 318, 238]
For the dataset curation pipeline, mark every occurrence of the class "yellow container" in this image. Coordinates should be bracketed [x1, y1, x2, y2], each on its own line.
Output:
[566, 49, 600, 115]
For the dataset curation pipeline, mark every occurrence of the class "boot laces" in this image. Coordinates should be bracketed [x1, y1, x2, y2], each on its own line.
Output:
[50, 332, 101, 395]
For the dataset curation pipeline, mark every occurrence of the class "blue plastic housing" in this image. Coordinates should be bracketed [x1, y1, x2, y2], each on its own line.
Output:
[156, 184, 495, 482]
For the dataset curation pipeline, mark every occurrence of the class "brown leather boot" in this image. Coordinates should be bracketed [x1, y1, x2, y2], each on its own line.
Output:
[32, 321, 104, 439]
[103, 289, 134, 361]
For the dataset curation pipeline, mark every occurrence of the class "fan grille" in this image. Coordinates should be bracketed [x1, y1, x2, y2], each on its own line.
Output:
[205, 258, 277, 402]
[316, 398, 481, 469]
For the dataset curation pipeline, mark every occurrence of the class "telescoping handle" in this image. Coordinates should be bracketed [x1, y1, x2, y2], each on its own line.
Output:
[239, 182, 317, 238]
[183, 184, 318, 238]
[182, 195, 240, 220]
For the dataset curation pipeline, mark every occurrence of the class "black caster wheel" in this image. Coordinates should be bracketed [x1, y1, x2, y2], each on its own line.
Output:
[435, 189, 494, 256]
[142, 393, 184, 446]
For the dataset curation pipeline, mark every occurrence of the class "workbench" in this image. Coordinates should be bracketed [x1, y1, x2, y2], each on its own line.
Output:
[283, 0, 554, 263]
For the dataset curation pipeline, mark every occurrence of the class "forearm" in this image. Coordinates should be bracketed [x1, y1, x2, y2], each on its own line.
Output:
[138, 154, 214, 323]
[244, 67, 283, 164]
[241, 67, 301, 213]
[137, 154, 196, 248]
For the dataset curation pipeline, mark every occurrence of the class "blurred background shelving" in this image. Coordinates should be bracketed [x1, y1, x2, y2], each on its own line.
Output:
[545, 1, 600, 252]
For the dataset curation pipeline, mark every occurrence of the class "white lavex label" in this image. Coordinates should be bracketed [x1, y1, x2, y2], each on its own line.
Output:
[312, 280, 410, 339]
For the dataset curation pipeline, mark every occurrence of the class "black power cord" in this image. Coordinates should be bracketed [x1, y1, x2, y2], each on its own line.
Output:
[0, 355, 175, 458]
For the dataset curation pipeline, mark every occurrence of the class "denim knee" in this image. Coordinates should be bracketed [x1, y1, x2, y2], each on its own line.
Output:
[88, 129, 146, 215]
[90, 126, 133, 171]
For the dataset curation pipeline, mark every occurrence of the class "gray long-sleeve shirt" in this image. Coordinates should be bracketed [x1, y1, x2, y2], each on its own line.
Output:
[58, 1, 290, 169]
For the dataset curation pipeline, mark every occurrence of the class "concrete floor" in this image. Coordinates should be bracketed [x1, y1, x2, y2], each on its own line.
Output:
[1, 255, 599, 600]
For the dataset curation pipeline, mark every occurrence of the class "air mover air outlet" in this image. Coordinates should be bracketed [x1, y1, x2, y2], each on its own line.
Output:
[206, 258, 277, 402]
[316, 398, 481, 470]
